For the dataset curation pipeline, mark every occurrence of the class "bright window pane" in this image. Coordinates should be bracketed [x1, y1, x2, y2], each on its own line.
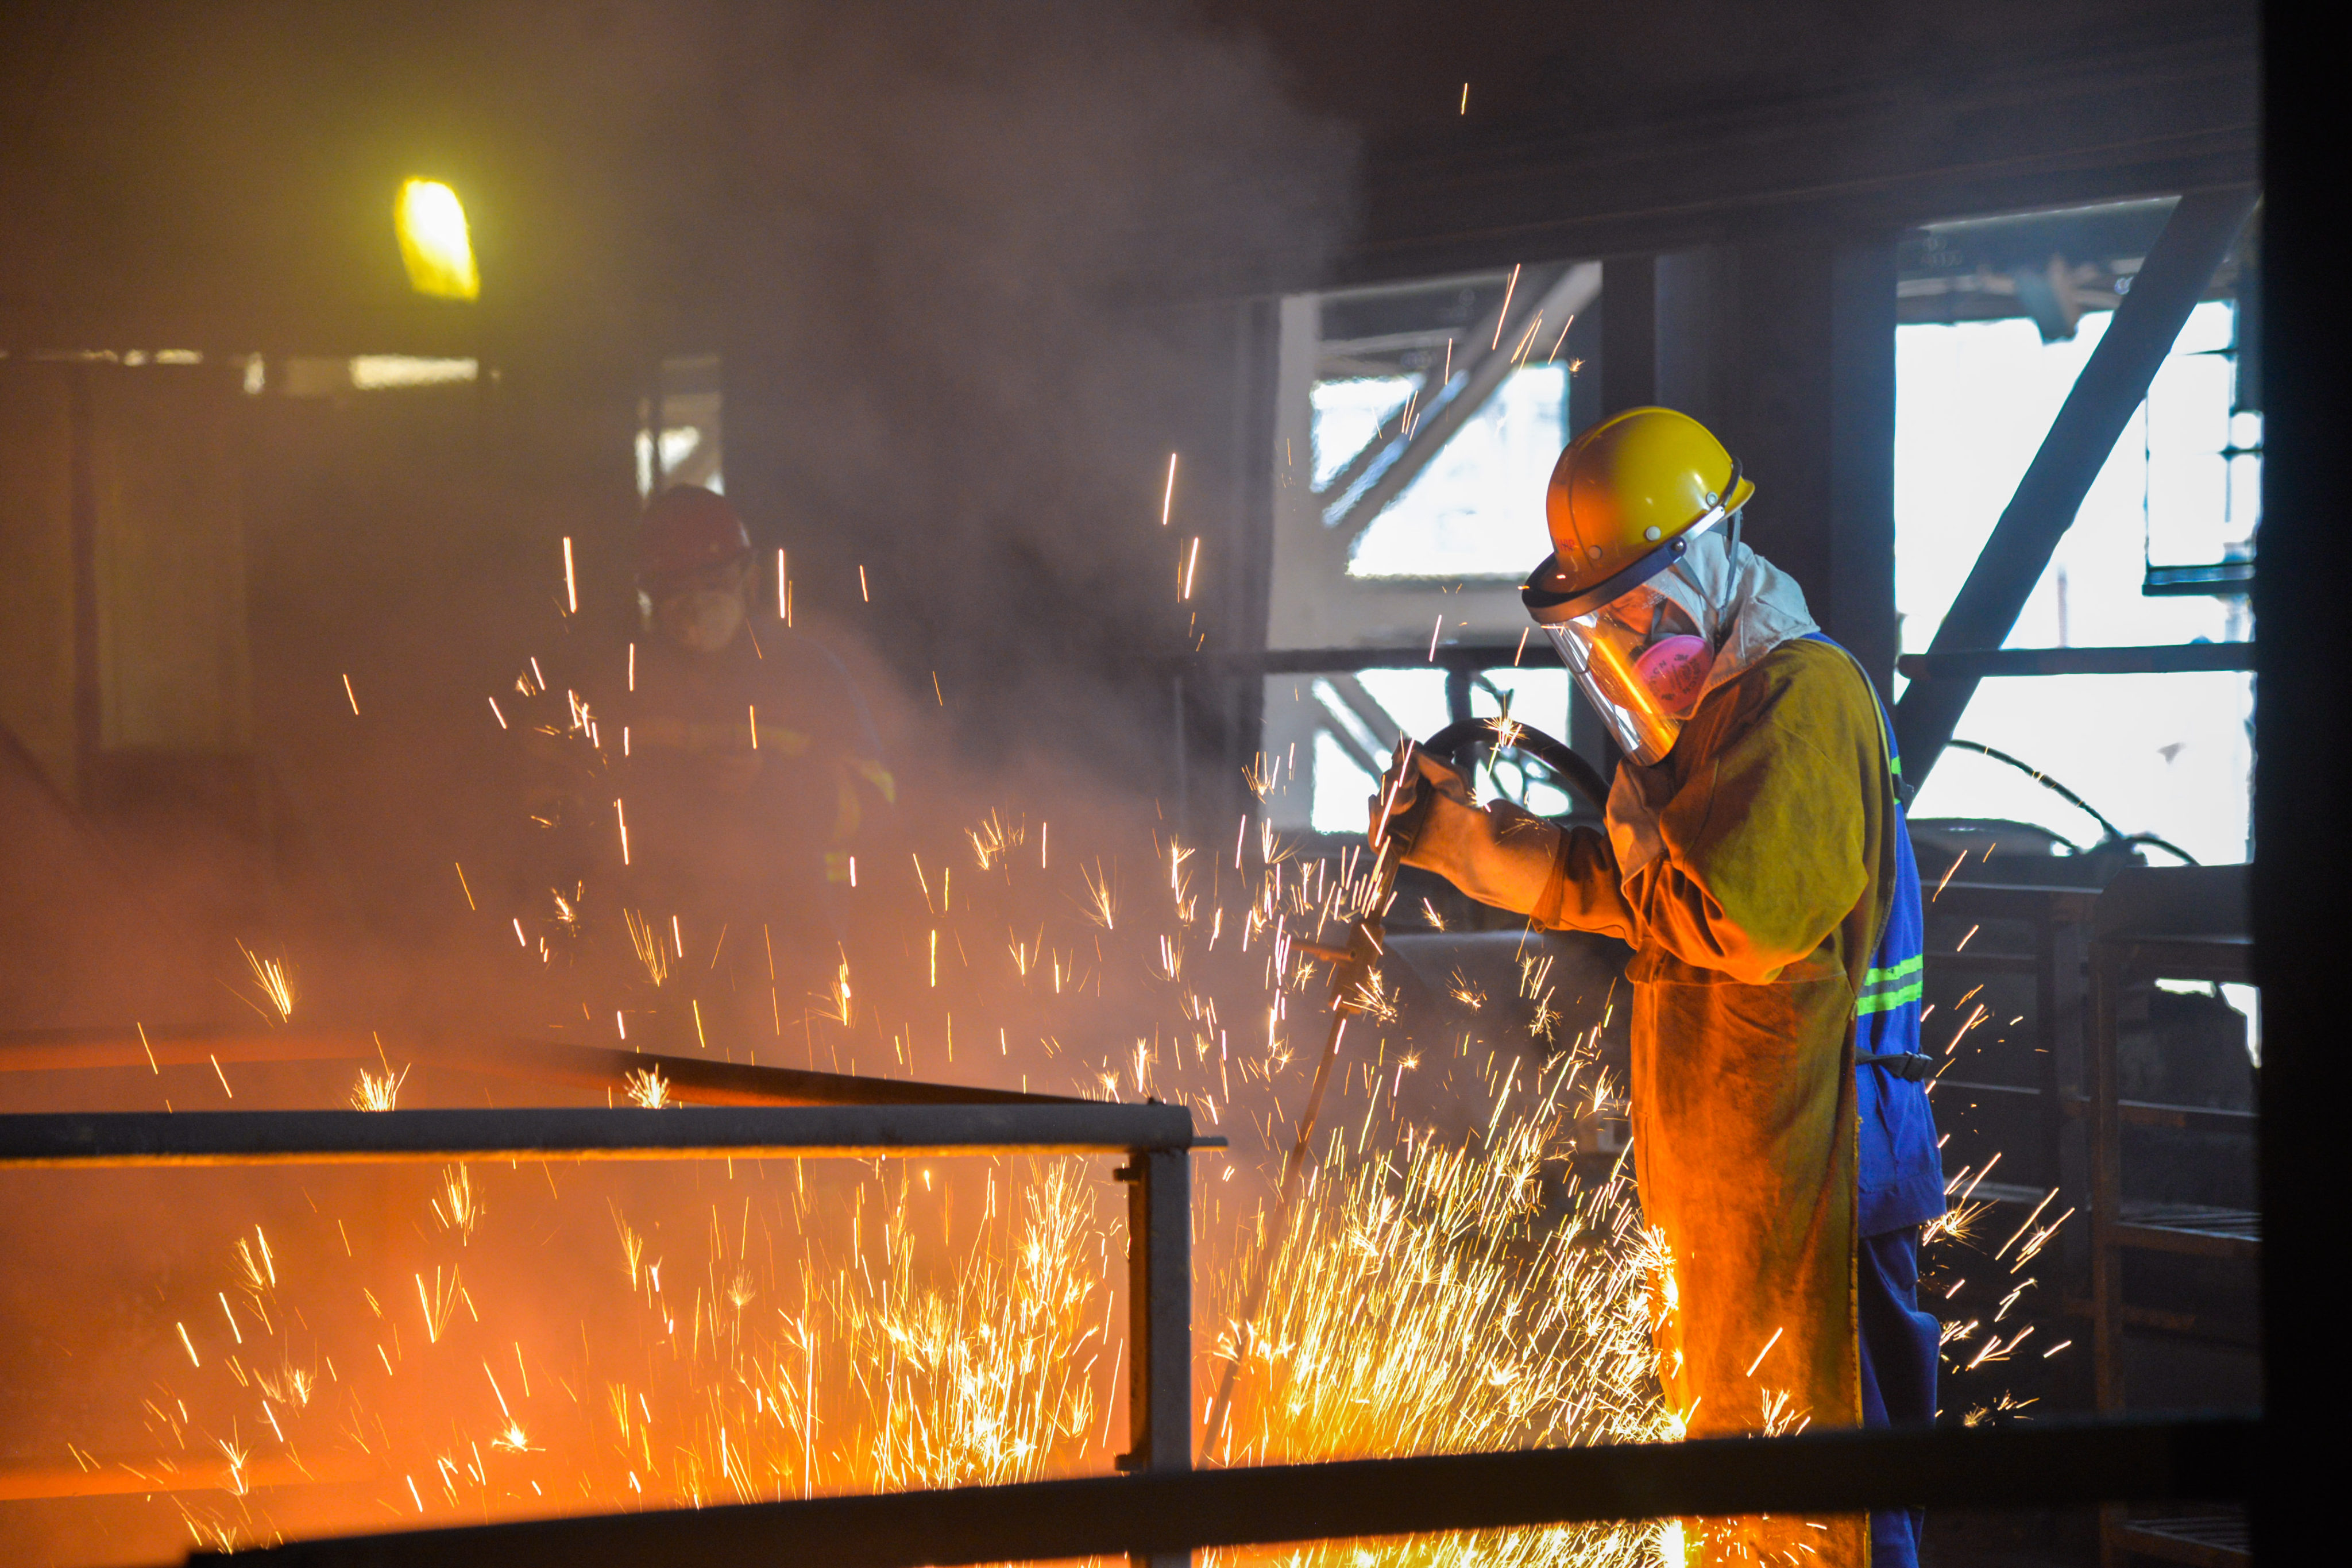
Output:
[1345, 366, 1566, 580]
[1311, 377, 1413, 488]
[1895, 297, 2253, 865]
[1311, 729, 1377, 835]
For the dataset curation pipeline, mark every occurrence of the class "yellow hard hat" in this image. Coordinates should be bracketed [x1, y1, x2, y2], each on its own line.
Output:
[1521, 407, 1755, 623]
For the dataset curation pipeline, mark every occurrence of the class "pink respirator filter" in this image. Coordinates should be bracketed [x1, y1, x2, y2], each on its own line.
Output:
[1633, 634, 1714, 716]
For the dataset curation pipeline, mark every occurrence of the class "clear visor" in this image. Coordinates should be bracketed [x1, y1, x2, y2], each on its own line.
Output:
[1540, 584, 1713, 767]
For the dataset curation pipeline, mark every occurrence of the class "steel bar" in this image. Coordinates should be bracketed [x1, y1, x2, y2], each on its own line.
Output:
[198, 1413, 2255, 1568]
[1893, 187, 2258, 784]
[411, 1037, 1080, 1108]
[0, 1027, 1077, 1106]
[1117, 1146, 1195, 1568]
[0, 1103, 1211, 1168]
[1200, 644, 1560, 676]
[1898, 642, 2255, 678]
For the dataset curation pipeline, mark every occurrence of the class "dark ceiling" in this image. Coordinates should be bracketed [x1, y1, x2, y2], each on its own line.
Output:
[0, 0, 2257, 360]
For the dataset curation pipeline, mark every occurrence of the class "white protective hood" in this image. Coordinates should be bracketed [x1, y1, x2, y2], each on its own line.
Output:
[1605, 530, 1821, 877]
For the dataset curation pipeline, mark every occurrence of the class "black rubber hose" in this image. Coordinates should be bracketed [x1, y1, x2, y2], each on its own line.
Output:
[1943, 739, 2200, 866]
[1420, 718, 1610, 814]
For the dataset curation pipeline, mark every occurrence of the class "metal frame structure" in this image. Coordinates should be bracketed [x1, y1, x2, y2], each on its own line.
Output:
[0, 1036, 1211, 1560]
[2084, 868, 2257, 1566]
[1891, 187, 2261, 783]
[187, 1413, 2252, 1567]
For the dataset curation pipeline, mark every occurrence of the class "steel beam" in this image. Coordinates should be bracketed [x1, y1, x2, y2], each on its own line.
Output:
[1116, 1146, 1194, 1568]
[1322, 264, 1602, 542]
[0, 1028, 1078, 1107]
[1898, 642, 2256, 678]
[195, 1413, 2253, 1568]
[0, 1103, 1209, 1168]
[1893, 187, 2258, 783]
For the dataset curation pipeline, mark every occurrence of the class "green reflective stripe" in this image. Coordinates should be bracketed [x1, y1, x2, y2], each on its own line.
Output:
[1855, 979, 1925, 1016]
[1862, 954, 1924, 987]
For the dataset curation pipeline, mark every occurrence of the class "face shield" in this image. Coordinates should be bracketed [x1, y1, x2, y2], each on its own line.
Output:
[1522, 508, 1734, 767]
[1538, 584, 1714, 766]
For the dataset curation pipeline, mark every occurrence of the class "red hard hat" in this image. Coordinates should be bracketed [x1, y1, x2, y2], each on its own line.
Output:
[638, 485, 751, 586]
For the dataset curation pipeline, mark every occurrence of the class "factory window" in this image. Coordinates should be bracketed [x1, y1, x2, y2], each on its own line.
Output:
[638, 354, 723, 497]
[1897, 202, 2256, 866]
[1326, 362, 1571, 579]
[1264, 265, 1603, 840]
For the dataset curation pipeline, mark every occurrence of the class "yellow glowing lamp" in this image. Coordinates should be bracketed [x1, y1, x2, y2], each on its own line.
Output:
[395, 179, 480, 300]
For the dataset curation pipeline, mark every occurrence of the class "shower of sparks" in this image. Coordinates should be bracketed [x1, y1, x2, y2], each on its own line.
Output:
[66, 642, 2060, 1567]
[1492, 264, 1521, 349]
[432, 1165, 486, 1244]
[624, 910, 671, 988]
[350, 1065, 408, 1112]
[1081, 863, 1117, 930]
[1547, 314, 1576, 362]
[238, 943, 296, 1022]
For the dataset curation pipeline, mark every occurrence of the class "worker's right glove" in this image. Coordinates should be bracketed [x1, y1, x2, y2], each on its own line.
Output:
[1369, 749, 1566, 920]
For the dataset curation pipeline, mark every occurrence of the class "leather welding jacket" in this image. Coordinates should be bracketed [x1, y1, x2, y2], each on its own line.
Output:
[1521, 636, 1942, 1567]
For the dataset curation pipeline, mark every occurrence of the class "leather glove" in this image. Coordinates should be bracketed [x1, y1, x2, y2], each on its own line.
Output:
[1369, 750, 1566, 919]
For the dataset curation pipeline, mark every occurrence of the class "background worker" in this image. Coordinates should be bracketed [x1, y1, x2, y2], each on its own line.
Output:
[610, 484, 894, 1051]
[1377, 409, 1943, 1568]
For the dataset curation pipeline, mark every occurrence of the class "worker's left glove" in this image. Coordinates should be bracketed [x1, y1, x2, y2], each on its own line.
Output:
[1370, 751, 1566, 920]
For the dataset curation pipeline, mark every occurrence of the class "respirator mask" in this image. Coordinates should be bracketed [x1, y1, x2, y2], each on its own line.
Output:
[1538, 580, 1716, 766]
[1523, 507, 1734, 767]
[652, 581, 747, 654]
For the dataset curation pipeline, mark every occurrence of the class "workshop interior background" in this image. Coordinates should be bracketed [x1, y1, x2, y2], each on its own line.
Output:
[0, 3, 2277, 1566]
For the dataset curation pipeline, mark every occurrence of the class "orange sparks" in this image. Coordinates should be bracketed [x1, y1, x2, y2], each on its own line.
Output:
[1492, 263, 1521, 349]
[454, 861, 476, 910]
[748, 704, 758, 749]
[858, 565, 870, 603]
[1427, 613, 1443, 661]
[777, 549, 788, 620]
[1547, 313, 1577, 362]
[1459, 82, 1469, 114]
[342, 673, 360, 715]
[1161, 452, 1179, 526]
[615, 798, 630, 865]
[488, 696, 507, 728]
[1181, 536, 1202, 600]
[176, 1322, 200, 1368]
[561, 536, 578, 615]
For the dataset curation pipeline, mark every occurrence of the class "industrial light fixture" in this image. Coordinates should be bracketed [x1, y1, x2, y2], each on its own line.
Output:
[394, 179, 480, 300]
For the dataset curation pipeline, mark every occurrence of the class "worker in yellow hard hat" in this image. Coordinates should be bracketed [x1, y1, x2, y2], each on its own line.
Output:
[1377, 408, 1944, 1568]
